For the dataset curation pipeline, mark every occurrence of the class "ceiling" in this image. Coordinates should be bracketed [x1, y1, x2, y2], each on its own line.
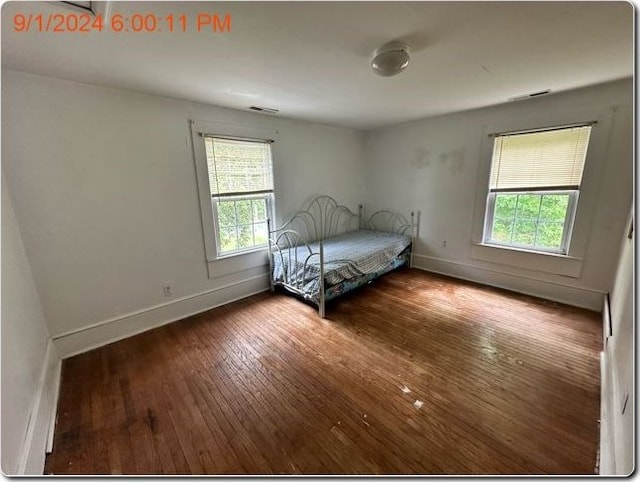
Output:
[1, 1, 633, 130]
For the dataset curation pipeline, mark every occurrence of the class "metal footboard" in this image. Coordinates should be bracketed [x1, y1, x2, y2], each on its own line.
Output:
[364, 209, 420, 267]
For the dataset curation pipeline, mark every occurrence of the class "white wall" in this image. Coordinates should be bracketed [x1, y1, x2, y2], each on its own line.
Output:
[600, 207, 634, 475]
[1, 70, 366, 356]
[1, 175, 59, 474]
[364, 79, 633, 310]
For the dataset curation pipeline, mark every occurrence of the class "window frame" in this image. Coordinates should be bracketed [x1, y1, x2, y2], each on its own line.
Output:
[480, 123, 593, 257]
[190, 120, 278, 278]
[204, 135, 275, 258]
[469, 110, 614, 279]
[483, 189, 579, 255]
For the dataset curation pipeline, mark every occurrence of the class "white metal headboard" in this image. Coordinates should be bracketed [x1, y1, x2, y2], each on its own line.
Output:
[271, 195, 362, 244]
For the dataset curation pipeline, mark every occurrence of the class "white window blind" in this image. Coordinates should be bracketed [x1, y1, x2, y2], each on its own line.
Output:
[204, 137, 273, 197]
[489, 125, 592, 192]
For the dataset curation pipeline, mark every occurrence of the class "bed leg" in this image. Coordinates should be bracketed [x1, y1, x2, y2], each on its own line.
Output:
[410, 211, 416, 269]
[319, 240, 326, 318]
[267, 217, 275, 292]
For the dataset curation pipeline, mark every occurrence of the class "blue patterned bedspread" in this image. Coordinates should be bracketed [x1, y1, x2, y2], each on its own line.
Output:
[271, 229, 411, 299]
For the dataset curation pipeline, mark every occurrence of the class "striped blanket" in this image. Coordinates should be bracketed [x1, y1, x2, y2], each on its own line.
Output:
[271, 229, 411, 298]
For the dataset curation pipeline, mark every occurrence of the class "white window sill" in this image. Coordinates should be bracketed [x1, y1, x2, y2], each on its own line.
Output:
[208, 246, 268, 263]
[470, 242, 583, 278]
[206, 248, 269, 280]
[476, 242, 583, 260]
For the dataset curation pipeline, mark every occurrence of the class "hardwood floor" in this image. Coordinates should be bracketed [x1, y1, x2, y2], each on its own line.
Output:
[44, 268, 602, 475]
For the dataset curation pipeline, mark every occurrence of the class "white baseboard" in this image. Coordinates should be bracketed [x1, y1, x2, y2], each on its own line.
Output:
[412, 254, 605, 311]
[603, 293, 612, 343]
[46, 359, 62, 455]
[52, 274, 270, 359]
[18, 339, 61, 475]
[599, 350, 615, 475]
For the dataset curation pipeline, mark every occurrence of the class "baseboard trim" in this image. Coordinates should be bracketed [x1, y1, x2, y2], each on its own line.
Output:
[599, 350, 614, 474]
[603, 293, 612, 342]
[45, 359, 62, 454]
[412, 254, 605, 311]
[52, 274, 270, 359]
[17, 339, 60, 475]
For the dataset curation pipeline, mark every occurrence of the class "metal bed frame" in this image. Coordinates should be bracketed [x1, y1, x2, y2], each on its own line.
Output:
[267, 195, 417, 318]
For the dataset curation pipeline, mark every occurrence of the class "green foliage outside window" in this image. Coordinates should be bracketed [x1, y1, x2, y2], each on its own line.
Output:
[216, 197, 269, 253]
[490, 193, 569, 250]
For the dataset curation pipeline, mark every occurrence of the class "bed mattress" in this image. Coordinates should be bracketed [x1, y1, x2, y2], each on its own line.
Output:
[271, 229, 411, 299]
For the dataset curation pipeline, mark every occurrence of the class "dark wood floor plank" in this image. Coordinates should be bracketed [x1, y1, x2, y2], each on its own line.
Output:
[198, 324, 338, 473]
[240, 304, 469, 473]
[221, 306, 421, 474]
[250, 299, 537, 474]
[44, 268, 601, 475]
[195, 306, 368, 473]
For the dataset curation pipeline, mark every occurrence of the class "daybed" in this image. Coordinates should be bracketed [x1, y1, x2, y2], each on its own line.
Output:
[267, 195, 417, 317]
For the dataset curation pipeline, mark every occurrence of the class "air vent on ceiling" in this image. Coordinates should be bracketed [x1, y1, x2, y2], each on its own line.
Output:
[509, 89, 551, 102]
[249, 106, 279, 114]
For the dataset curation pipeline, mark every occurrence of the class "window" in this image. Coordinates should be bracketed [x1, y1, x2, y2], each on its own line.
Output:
[483, 125, 592, 254]
[204, 136, 274, 257]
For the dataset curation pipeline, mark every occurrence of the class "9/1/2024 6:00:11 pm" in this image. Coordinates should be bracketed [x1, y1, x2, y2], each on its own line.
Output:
[12, 12, 232, 33]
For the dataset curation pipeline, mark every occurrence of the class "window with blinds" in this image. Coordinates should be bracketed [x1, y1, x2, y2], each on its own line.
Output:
[483, 124, 593, 254]
[204, 136, 274, 256]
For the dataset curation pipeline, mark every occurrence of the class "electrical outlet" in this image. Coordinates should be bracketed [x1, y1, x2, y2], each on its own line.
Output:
[442, 240, 447, 248]
[163, 282, 173, 297]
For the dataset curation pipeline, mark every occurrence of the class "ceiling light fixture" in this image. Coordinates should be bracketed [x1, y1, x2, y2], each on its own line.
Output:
[371, 41, 411, 77]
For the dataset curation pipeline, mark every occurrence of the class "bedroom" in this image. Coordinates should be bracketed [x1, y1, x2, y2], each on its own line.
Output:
[1, 0, 633, 475]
